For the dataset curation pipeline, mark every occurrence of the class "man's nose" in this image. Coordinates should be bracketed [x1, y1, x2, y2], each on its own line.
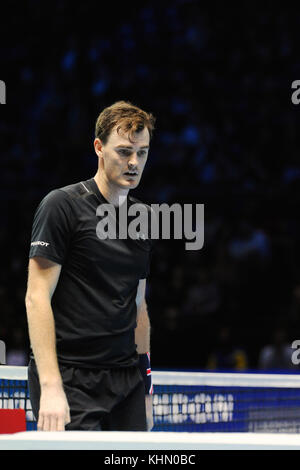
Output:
[128, 153, 139, 167]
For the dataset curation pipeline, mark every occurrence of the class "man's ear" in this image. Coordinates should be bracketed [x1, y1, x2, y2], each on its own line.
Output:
[94, 138, 103, 158]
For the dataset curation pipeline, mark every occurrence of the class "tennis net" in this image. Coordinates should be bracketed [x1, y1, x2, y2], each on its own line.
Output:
[1, 366, 300, 433]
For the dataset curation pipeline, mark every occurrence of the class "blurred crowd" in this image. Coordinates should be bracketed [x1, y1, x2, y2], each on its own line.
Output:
[1, 1, 300, 370]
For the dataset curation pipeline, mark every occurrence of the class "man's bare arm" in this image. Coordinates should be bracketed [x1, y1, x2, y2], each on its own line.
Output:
[25, 256, 70, 431]
[135, 279, 153, 431]
[26, 257, 62, 386]
[135, 279, 150, 354]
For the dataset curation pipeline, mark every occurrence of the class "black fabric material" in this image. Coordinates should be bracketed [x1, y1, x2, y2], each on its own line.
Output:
[28, 178, 153, 368]
[28, 359, 147, 431]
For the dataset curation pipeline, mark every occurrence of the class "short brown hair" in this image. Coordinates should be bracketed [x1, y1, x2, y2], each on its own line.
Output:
[95, 100, 156, 144]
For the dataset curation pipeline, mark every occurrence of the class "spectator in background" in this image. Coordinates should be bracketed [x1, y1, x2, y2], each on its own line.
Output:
[206, 326, 248, 371]
[227, 222, 271, 263]
[258, 327, 296, 370]
[183, 268, 221, 318]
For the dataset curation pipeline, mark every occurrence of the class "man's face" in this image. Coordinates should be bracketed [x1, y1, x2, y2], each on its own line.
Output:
[94, 126, 150, 189]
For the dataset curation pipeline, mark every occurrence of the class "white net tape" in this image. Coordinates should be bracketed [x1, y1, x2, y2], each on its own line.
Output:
[0, 430, 300, 450]
[2, 366, 300, 388]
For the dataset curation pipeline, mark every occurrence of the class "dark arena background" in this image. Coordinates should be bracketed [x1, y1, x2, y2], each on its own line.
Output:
[1, 0, 300, 373]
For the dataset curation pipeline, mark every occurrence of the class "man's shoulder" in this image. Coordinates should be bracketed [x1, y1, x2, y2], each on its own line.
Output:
[41, 180, 91, 206]
[57, 180, 92, 199]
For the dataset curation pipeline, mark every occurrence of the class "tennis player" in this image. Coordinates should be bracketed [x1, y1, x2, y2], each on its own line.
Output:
[25, 101, 155, 431]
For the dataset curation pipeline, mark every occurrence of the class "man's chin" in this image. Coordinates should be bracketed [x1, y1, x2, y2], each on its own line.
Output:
[119, 178, 140, 189]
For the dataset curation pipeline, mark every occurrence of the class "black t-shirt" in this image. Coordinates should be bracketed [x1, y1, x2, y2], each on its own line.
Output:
[29, 178, 153, 368]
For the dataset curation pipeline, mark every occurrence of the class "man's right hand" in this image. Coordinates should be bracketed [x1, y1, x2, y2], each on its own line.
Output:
[38, 384, 71, 431]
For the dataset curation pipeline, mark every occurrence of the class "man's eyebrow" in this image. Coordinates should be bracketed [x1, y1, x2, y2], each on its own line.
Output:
[115, 145, 149, 149]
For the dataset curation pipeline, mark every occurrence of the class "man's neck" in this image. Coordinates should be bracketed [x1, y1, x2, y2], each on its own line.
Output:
[93, 172, 129, 207]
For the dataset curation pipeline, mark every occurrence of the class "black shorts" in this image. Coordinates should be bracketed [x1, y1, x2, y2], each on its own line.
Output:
[28, 359, 147, 431]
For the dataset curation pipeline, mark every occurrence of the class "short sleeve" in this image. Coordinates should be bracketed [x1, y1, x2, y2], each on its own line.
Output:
[29, 189, 75, 264]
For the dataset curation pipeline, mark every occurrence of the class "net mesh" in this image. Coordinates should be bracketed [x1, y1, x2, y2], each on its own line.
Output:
[1, 366, 300, 433]
[0, 379, 35, 431]
[153, 384, 300, 432]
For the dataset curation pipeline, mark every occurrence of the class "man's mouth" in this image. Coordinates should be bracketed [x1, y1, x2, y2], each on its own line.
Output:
[124, 172, 138, 177]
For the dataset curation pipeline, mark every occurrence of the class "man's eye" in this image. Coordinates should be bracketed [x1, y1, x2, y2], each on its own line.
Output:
[119, 150, 131, 156]
[138, 151, 147, 157]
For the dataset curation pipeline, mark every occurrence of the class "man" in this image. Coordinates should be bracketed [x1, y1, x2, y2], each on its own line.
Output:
[25, 101, 156, 432]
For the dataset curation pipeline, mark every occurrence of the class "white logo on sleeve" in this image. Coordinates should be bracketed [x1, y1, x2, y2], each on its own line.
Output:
[31, 241, 50, 247]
